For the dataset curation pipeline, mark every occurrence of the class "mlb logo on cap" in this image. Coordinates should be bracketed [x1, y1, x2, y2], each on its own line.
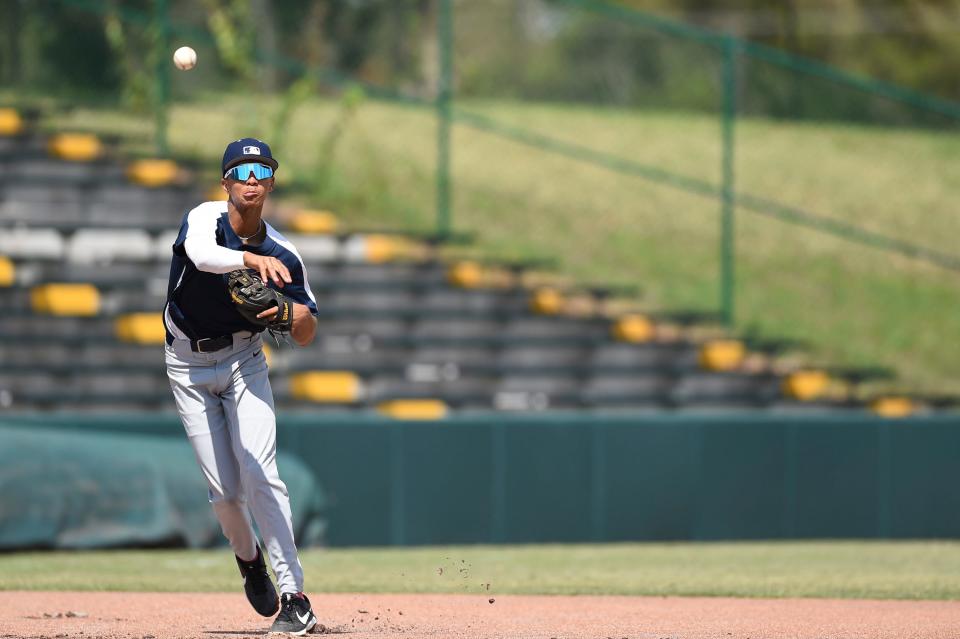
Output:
[222, 137, 279, 174]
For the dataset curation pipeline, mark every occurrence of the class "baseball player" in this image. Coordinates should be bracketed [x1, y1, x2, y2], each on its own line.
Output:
[163, 138, 320, 635]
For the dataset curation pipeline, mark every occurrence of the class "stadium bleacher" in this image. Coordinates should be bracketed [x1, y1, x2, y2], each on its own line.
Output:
[0, 109, 918, 417]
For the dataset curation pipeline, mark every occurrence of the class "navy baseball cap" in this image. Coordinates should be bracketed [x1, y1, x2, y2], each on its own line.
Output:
[221, 137, 279, 174]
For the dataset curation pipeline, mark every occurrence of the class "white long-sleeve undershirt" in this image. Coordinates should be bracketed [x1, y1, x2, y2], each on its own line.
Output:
[183, 206, 247, 273]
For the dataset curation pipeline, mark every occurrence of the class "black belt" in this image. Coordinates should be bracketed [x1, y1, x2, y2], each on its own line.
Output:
[190, 334, 234, 353]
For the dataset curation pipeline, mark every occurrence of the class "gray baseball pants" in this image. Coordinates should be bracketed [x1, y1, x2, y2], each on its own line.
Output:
[165, 332, 304, 594]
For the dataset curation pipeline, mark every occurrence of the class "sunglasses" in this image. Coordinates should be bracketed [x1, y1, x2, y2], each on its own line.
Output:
[224, 162, 274, 181]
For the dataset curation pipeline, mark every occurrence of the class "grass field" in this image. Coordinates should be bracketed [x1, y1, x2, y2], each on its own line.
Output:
[30, 93, 960, 395]
[2, 542, 960, 600]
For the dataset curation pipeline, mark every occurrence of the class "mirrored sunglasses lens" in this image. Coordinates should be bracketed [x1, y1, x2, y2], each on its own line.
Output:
[228, 163, 273, 180]
[251, 164, 273, 179]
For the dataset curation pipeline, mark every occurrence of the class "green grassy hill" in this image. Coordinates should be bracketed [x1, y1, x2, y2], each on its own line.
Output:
[47, 94, 960, 395]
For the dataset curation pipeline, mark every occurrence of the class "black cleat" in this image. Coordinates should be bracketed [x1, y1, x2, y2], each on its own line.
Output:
[270, 592, 318, 636]
[236, 546, 279, 617]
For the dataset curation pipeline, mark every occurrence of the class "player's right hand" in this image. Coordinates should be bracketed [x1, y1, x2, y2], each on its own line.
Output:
[243, 252, 292, 288]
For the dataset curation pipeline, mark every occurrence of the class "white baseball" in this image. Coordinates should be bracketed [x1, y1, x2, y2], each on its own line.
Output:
[173, 46, 197, 71]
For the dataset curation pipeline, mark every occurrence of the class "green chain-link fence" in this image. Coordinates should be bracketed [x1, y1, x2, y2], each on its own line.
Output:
[2, 0, 958, 395]
[444, 1, 960, 397]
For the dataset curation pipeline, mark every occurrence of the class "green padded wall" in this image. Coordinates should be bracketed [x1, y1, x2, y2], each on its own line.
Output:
[3, 413, 958, 546]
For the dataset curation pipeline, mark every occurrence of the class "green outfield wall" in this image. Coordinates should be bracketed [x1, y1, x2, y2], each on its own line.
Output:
[2, 414, 959, 546]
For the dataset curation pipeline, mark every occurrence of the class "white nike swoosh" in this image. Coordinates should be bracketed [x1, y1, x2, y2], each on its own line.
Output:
[296, 611, 311, 624]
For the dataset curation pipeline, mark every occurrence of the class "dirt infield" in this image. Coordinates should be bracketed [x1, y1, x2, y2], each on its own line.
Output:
[1, 591, 958, 639]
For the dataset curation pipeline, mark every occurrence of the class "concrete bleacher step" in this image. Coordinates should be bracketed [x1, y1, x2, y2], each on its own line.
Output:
[0, 333, 747, 399]
[0, 344, 163, 367]
[9, 255, 487, 285]
[0, 135, 43, 156]
[0, 391, 857, 414]
[3, 259, 451, 288]
[0, 372, 164, 396]
[0, 181, 200, 228]
[8, 262, 170, 286]
[0, 360, 780, 395]
[0, 317, 117, 338]
[0, 340, 709, 379]
[0, 360, 856, 413]
[327, 314, 613, 332]
[321, 289, 533, 313]
[0, 203, 189, 232]
[312, 262, 449, 282]
[0, 223, 453, 266]
[0, 154, 124, 180]
[2, 389, 173, 410]
[0, 295, 627, 336]
[591, 342, 699, 367]
[0, 173, 197, 196]
[672, 372, 781, 400]
[3, 279, 663, 341]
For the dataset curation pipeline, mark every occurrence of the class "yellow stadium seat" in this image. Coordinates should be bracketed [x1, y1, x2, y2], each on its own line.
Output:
[261, 344, 273, 367]
[871, 396, 916, 419]
[363, 234, 398, 263]
[611, 314, 654, 343]
[530, 287, 563, 315]
[47, 133, 103, 162]
[782, 370, 830, 401]
[447, 261, 483, 288]
[289, 210, 340, 234]
[0, 108, 24, 136]
[127, 159, 179, 188]
[30, 283, 100, 316]
[699, 339, 745, 372]
[0, 256, 14, 287]
[114, 313, 166, 344]
[206, 185, 228, 201]
[290, 371, 361, 403]
[377, 399, 448, 420]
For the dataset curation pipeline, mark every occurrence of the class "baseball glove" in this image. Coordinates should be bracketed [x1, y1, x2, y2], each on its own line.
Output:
[226, 269, 294, 333]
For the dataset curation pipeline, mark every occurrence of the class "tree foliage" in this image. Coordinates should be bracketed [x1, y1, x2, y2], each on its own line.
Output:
[623, 0, 960, 101]
[3, 0, 959, 108]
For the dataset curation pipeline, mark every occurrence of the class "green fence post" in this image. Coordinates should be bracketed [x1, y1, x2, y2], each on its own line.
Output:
[720, 36, 737, 327]
[435, 0, 453, 237]
[153, 0, 170, 156]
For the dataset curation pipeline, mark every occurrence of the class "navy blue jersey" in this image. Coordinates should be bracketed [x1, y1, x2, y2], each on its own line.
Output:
[165, 201, 318, 342]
